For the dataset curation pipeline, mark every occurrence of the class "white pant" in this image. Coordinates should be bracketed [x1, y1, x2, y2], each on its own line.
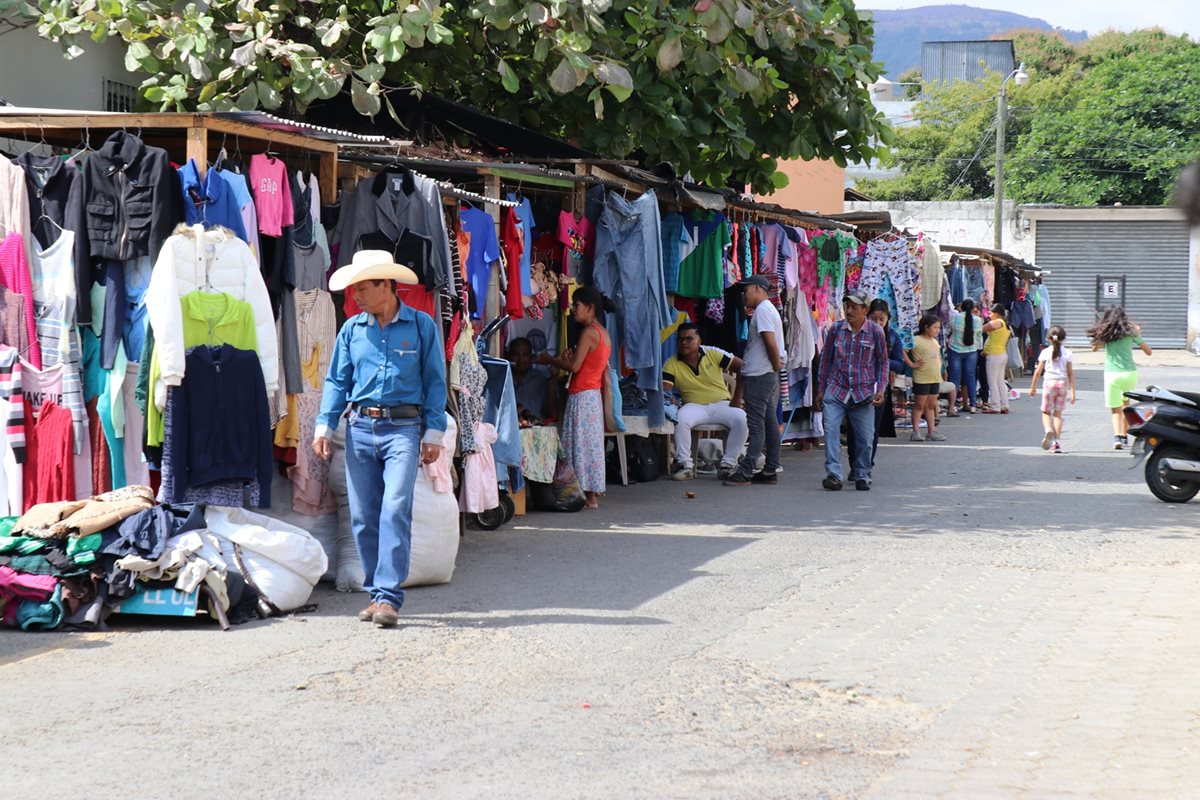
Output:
[674, 400, 748, 467]
[985, 353, 1009, 410]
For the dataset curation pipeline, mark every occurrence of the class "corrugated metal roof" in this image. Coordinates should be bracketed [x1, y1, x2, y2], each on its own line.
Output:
[923, 40, 1015, 85]
[213, 111, 391, 144]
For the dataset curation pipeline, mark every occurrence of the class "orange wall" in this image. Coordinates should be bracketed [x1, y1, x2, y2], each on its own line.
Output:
[755, 158, 845, 215]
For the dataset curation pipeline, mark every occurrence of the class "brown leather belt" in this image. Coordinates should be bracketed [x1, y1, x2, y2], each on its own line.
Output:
[350, 403, 421, 419]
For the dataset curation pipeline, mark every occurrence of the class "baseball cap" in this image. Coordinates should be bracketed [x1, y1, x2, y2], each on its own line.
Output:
[737, 275, 771, 290]
[843, 292, 869, 306]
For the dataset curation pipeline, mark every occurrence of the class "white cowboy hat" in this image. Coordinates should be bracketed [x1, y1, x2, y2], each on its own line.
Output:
[328, 249, 420, 291]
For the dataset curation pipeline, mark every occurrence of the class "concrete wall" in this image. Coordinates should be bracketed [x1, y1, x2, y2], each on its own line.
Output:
[756, 158, 845, 215]
[0, 28, 135, 111]
[845, 199, 1035, 262]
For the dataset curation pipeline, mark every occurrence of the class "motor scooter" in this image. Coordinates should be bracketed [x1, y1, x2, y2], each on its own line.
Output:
[1124, 385, 1200, 502]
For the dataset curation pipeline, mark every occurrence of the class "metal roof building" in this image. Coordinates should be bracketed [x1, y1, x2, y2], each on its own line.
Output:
[922, 40, 1015, 85]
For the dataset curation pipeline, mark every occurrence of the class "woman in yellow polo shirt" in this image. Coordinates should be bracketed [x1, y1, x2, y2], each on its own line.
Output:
[981, 304, 1012, 414]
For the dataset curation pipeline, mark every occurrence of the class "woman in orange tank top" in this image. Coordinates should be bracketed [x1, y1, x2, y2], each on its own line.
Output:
[539, 286, 612, 509]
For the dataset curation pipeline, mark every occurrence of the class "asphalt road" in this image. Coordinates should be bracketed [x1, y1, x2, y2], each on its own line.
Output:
[2, 359, 1198, 799]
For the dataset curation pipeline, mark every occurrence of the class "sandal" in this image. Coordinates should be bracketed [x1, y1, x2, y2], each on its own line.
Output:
[981, 407, 1000, 414]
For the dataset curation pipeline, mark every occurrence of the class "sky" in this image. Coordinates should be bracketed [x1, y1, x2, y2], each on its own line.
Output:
[862, 1, 1200, 38]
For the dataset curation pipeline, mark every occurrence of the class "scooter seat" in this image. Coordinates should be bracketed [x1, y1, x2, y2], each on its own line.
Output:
[1170, 390, 1200, 407]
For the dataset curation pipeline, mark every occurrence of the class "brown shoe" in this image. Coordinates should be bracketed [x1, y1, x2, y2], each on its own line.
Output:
[372, 602, 400, 627]
[357, 602, 380, 622]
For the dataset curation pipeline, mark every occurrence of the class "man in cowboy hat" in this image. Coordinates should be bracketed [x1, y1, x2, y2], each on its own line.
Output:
[314, 250, 447, 627]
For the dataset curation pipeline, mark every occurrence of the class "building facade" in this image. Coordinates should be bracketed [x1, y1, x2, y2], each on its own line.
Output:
[0, 27, 138, 111]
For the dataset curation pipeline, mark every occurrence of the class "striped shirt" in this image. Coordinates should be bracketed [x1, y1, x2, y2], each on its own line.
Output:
[0, 345, 26, 462]
[818, 319, 889, 405]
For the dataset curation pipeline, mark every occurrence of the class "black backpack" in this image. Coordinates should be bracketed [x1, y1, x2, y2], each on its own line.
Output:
[626, 435, 660, 483]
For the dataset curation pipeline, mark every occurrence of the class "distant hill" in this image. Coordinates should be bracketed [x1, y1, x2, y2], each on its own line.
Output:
[866, 4, 1089, 76]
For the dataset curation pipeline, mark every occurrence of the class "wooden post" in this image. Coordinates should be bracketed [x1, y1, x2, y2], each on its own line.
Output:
[186, 121, 208, 176]
[318, 149, 338, 204]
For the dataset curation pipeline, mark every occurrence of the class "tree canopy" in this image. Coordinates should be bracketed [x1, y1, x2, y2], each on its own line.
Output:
[855, 29, 1200, 206]
[3, 0, 894, 193]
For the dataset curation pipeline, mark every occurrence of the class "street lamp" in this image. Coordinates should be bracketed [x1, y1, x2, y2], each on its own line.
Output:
[994, 62, 1029, 250]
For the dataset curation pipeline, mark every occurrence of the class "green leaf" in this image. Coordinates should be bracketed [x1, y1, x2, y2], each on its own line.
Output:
[256, 80, 282, 110]
[524, 2, 549, 25]
[604, 84, 632, 103]
[596, 61, 633, 91]
[770, 170, 789, 189]
[426, 23, 452, 45]
[320, 21, 344, 47]
[235, 81, 259, 111]
[549, 57, 582, 94]
[351, 77, 381, 116]
[356, 62, 386, 83]
[230, 40, 256, 68]
[656, 36, 682, 72]
[125, 41, 150, 72]
[498, 59, 520, 93]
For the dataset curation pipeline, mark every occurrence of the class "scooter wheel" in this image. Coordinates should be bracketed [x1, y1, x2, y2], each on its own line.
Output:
[1145, 446, 1200, 503]
[499, 492, 516, 523]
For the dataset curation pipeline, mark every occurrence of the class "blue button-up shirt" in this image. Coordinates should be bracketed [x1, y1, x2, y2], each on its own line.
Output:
[315, 303, 448, 444]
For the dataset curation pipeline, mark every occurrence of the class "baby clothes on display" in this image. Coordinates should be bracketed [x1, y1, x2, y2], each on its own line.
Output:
[860, 237, 921, 346]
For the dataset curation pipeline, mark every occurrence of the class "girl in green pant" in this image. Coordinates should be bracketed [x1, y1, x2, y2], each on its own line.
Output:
[1086, 307, 1152, 450]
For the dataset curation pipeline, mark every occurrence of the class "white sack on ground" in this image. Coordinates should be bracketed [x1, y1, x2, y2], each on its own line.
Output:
[204, 506, 328, 611]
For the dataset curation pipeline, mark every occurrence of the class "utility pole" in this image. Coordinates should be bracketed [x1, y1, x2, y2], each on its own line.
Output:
[994, 63, 1029, 250]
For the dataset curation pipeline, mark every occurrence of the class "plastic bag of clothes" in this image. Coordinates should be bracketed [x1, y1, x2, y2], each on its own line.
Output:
[529, 458, 586, 512]
[204, 506, 328, 613]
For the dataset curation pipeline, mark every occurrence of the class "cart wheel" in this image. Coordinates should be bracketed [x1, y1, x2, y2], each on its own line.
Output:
[500, 492, 516, 523]
[474, 506, 506, 530]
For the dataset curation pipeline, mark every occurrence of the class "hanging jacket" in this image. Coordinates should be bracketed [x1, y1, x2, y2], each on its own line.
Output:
[145, 224, 278, 399]
[73, 131, 179, 272]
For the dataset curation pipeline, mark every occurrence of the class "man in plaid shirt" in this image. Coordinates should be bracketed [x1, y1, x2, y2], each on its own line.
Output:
[817, 293, 889, 492]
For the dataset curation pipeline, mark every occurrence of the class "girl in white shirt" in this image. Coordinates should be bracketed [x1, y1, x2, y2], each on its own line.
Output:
[1028, 325, 1076, 453]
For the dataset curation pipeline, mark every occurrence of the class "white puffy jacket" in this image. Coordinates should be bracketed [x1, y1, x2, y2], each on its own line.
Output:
[146, 224, 278, 401]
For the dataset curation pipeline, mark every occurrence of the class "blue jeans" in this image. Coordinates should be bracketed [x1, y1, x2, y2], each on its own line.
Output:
[344, 414, 421, 608]
[822, 392, 876, 482]
[946, 349, 979, 407]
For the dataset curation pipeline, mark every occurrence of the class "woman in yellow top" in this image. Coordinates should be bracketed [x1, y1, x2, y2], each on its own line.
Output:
[981, 303, 1012, 414]
[907, 314, 946, 442]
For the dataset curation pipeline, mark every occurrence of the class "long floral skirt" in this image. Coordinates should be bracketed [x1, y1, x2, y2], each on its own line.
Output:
[561, 389, 605, 494]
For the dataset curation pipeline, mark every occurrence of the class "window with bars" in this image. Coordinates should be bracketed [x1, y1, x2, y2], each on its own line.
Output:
[103, 79, 138, 113]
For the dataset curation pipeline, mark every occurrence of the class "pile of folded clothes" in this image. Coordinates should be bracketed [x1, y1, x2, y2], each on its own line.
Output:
[0, 487, 328, 631]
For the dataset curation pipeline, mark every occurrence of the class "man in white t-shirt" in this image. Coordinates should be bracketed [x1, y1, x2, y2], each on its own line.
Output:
[724, 275, 787, 486]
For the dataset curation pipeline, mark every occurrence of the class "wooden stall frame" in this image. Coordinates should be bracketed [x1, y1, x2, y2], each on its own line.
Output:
[0, 112, 341, 200]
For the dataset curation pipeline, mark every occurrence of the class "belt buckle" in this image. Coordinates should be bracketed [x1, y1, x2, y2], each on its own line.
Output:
[366, 406, 385, 418]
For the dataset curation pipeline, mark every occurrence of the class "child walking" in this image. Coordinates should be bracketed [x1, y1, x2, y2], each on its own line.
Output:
[1028, 325, 1076, 454]
[908, 314, 946, 442]
[1087, 306, 1152, 450]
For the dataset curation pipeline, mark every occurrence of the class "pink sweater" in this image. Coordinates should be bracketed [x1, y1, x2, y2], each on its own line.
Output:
[0, 234, 40, 369]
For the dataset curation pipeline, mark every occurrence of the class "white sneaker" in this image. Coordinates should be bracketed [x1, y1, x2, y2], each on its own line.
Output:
[928, 431, 947, 442]
[1041, 431, 1054, 450]
[910, 432, 925, 442]
[671, 465, 695, 481]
